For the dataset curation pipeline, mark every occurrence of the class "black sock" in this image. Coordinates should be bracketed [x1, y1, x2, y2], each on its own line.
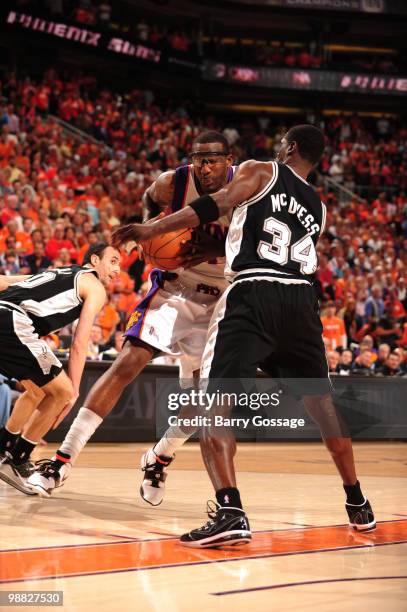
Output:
[344, 480, 365, 505]
[0, 426, 20, 454]
[216, 487, 243, 510]
[10, 436, 36, 465]
[53, 450, 71, 468]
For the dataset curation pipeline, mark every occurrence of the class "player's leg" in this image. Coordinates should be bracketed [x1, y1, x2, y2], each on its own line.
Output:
[140, 368, 200, 506]
[284, 284, 375, 531]
[0, 381, 44, 459]
[27, 341, 154, 497]
[303, 394, 375, 531]
[140, 296, 215, 505]
[0, 371, 73, 495]
[180, 281, 274, 547]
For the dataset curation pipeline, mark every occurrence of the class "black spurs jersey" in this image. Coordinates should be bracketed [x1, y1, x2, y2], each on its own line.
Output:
[0, 266, 98, 336]
[225, 161, 326, 283]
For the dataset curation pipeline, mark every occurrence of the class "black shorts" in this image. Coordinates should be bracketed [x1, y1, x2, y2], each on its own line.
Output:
[0, 305, 62, 387]
[200, 279, 329, 391]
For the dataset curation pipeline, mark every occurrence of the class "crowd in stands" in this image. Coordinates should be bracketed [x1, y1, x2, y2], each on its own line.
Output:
[13, 0, 404, 74]
[0, 67, 405, 373]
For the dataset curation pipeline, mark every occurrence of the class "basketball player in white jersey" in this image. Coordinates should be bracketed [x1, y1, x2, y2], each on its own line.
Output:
[27, 131, 236, 498]
[0, 243, 121, 494]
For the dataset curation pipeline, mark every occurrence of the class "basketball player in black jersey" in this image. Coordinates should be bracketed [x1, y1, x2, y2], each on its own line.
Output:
[113, 124, 376, 547]
[0, 243, 120, 494]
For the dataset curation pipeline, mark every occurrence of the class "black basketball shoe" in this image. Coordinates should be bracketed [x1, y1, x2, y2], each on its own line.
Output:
[0, 452, 37, 495]
[180, 501, 252, 548]
[346, 499, 376, 531]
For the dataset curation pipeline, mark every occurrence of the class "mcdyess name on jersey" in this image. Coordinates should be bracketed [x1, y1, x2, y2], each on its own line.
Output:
[270, 192, 320, 235]
[168, 415, 306, 429]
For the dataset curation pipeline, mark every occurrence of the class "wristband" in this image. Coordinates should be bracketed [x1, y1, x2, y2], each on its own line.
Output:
[189, 195, 220, 224]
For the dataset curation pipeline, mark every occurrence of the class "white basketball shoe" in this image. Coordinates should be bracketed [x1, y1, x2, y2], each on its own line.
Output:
[140, 448, 174, 506]
[27, 457, 72, 498]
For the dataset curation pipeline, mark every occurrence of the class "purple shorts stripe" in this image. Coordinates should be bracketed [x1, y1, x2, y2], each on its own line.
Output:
[172, 165, 189, 212]
[124, 269, 168, 339]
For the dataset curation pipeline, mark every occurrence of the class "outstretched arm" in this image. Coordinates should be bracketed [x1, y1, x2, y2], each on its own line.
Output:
[113, 160, 272, 246]
[0, 274, 31, 290]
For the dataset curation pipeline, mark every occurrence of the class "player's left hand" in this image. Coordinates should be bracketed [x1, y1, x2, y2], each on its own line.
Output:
[178, 228, 225, 268]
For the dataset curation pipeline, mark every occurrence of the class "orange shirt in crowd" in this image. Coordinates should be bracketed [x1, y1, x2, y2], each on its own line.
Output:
[0, 229, 33, 254]
[108, 270, 137, 314]
[96, 302, 121, 342]
[77, 243, 90, 265]
[321, 315, 347, 350]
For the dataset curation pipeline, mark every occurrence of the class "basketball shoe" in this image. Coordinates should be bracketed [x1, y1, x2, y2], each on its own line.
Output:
[26, 457, 71, 498]
[346, 499, 376, 531]
[140, 448, 174, 506]
[0, 452, 37, 495]
[180, 501, 252, 548]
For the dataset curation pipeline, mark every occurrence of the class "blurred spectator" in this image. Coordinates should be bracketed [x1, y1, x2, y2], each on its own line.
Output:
[375, 352, 403, 377]
[337, 349, 353, 375]
[376, 309, 403, 349]
[343, 299, 363, 344]
[372, 343, 391, 372]
[327, 350, 340, 373]
[45, 223, 76, 261]
[87, 324, 104, 360]
[95, 295, 121, 342]
[364, 286, 385, 321]
[321, 301, 347, 350]
[22, 242, 52, 275]
[352, 349, 374, 375]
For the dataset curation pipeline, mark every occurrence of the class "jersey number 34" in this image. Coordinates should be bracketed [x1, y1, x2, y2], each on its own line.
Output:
[257, 217, 317, 274]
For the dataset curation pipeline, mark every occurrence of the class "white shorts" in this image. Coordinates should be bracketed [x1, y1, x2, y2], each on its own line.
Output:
[123, 269, 227, 382]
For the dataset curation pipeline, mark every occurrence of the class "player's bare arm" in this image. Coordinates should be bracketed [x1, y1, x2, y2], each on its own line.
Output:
[0, 274, 31, 290]
[142, 171, 175, 221]
[112, 160, 273, 247]
[68, 273, 107, 398]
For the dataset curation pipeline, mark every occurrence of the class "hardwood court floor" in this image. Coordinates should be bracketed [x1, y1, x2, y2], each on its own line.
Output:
[0, 442, 406, 611]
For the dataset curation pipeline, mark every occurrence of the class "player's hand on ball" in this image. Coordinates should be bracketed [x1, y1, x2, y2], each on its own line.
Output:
[112, 223, 153, 248]
[179, 228, 225, 268]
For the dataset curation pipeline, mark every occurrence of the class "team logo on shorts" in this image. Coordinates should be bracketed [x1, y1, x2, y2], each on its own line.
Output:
[126, 310, 142, 330]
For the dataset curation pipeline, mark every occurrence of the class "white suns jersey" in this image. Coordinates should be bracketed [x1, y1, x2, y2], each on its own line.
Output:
[170, 164, 236, 294]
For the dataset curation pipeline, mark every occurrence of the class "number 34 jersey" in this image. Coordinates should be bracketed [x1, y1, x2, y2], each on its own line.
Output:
[225, 161, 326, 283]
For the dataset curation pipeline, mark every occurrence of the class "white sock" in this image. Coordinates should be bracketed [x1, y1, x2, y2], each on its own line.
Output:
[153, 425, 195, 458]
[58, 407, 103, 464]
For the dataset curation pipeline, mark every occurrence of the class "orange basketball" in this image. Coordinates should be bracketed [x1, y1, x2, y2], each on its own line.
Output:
[141, 228, 194, 270]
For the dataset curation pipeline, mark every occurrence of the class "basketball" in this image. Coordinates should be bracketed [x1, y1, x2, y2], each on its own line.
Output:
[141, 228, 194, 270]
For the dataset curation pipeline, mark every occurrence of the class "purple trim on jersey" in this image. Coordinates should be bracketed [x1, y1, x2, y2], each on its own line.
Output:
[171, 165, 189, 212]
[124, 269, 168, 339]
[227, 166, 234, 182]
